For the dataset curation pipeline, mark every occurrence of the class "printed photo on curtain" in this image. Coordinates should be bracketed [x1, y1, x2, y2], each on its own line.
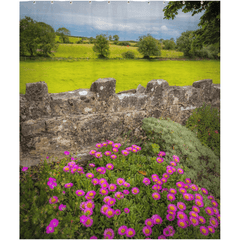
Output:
[19, 1, 220, 239]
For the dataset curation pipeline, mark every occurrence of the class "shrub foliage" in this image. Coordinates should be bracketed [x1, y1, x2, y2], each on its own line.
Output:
[184, 102, 220, 159]
[140, 117, 220, 199]
[121, 51, 135, 59]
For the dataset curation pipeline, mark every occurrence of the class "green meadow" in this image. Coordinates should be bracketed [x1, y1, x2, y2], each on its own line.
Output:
[51, 43, 184, 59]
[20, 59, 220, 94]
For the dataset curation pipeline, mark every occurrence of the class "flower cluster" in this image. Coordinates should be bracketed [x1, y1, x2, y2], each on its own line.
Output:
[89, 141, 142, 161]
[21, 141, 220, 239]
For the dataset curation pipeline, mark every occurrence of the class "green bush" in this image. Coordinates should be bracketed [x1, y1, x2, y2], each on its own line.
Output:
[184, 102, 220, 159]
[121, 51, 135, 59]
[117, 41, 130, 46]
[140, 117, 220, 199]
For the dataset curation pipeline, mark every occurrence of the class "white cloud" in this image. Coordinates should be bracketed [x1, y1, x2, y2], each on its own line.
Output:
[160, 25, 168, 31]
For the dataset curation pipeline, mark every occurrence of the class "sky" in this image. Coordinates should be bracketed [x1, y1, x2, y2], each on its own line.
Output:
[20, 0, 205, 41]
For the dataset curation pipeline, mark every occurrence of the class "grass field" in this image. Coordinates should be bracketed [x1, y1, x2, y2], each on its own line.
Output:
[20, 59, 220, 94]
[51, 43, 183, 59]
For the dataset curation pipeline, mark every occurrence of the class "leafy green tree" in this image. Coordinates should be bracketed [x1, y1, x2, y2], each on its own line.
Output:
[109, 35, 112, 41]
[137, 34, 161, 59]
[163, 1, 220, 49]
[113, 35, 119, 43]
[56, 27, 71, 43]
[92, 34, 110, 58]
[20, 16, 39, 56]
[36, 22, 57, 56]
[89, 37, 94, 43]
[162, 39, 176, 50]
[20, 16, 57, 57]
[176, 30, 195, 57]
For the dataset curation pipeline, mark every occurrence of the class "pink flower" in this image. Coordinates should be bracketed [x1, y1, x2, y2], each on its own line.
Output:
[110, 154, 117, 160]
[104, 228, 115, 238]
[86, 190, 96, 199]
[209, 217, 219, 228]
[205, 207, 214, 216]
[124, 208, 130, 213]
[156, 157, 164, 163]
[76, 190, 85, 196]
[49, 196, 58, 204]
[177, 168, 184, 174]
[64, 183, 73, 188]
[95, 152, 102, 158]
[172, 155, 179, 163]
[158, 151, 166, 157]
[185, 178, 191, 184]
[115, 209, 121, 215]
[89, 150, 97, 155]
[96, 143, 103, 148]
[59, 204, 66, 211]
[100, 182, 109, 189]
[177, 202, 186, 211]
[152, 192, 161, 200]
[86, 173, 94, 179]
[169, 188, 177, 195]
[116, 178, 125, 185]
[170, 161, 177, 166]
[82, 216, 93, 227]
[104, 151, 112, 156]
[190, 216, 199, 226]
[107, 140, 114, 145]
[177, 211, 187, 221]
[163, 227, 171, 237]
[201, 187, 208, 195]
[64, 151, 70, 155]
[90, 236, 98, 239]
[106, 163, 114, 170]
[200, 226, 209, 236]
[99, 188, 108, 196]
[126, 228, 135, 238]
[190, 184, 198, 192]
[177, 219, 188, 229]
[152, 215, 162, 225]
[102, 142, 108, 147]
[121, 150, 129, 156]
[89, 163, 95, 168]
[167, 193, 176, 202]
[91, 178, 99, 186]
[108, 183, 117, 192]
[123, 189, 129, 195]
[145, 218, 154, 227]
[115, 192, 124, 199]
[143, 177, 151, 186]
[112, 147, 118, 153]
[118, 225, 128, 236]
[46, 224, 55, 234]
[105, 208, 115, 218]
[198, 215, 206, 224]
[168, 204, 177, 212]
[131, 187, 140, 195]
[142, 226, 152, 237]
[22, 167, 28, 172]
[166, 214, 175, 221]
[211, 200, 218, 208]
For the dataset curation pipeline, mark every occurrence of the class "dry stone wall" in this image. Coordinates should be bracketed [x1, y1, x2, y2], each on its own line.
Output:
[20, 78, 220, 168]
